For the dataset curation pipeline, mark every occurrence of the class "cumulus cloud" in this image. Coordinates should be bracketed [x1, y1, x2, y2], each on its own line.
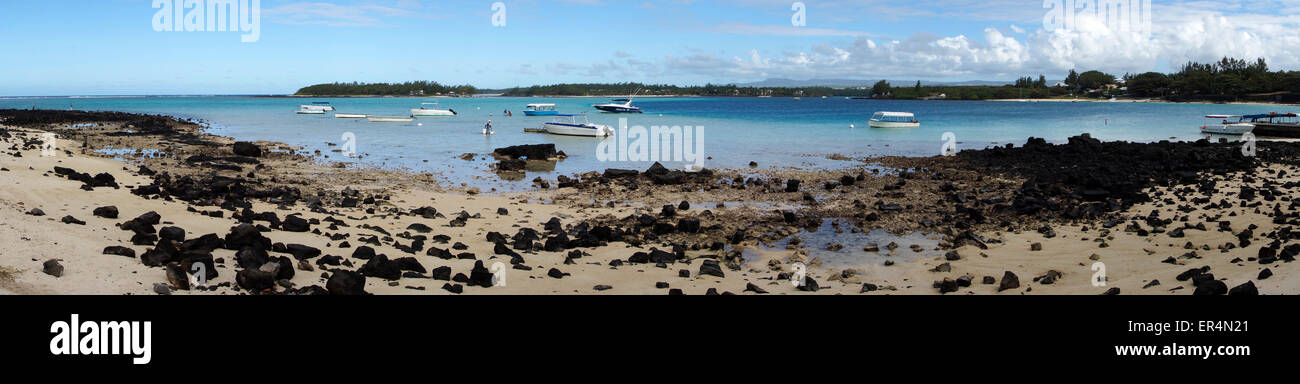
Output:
[538, 2, 1300, 82]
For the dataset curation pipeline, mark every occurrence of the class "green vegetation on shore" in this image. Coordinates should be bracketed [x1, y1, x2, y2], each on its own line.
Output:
[294, 57, 1300, 103]
[296, 81, 478, 97]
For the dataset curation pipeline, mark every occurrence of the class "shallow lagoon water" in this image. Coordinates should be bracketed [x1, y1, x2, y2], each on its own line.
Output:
[3, 96, 1288, 190]
[753, 219, 941, 268]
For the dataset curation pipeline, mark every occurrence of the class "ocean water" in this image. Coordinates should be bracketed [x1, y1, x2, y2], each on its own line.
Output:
[1, 96, 1288, 190]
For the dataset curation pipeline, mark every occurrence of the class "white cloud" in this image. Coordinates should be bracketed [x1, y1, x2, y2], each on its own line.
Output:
[549, 4, 1300, 82]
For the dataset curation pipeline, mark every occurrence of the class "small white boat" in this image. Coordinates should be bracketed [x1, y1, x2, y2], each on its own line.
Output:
[1201, 115, 1255, 135]
[411, 102, 457, 117]
[543, 114, 614, 137]
[296, 109, 327, 115]
[869, 112, 920, 128]
[368, 116, 415, 123]
[524, 103, 559, 116]
[300, 102, 335, 111]
[335, 113, 369, 119]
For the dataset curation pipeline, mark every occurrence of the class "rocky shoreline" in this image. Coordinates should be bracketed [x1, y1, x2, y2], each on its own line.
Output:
[0, 109, 1294, 295]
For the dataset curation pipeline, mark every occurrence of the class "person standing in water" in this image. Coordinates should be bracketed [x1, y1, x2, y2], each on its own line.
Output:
[483, 120, 495, 135]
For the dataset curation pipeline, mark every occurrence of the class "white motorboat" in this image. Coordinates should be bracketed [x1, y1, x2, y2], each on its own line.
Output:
[411, 101, 457, 117]
[593, 90, 643, 113]
[335, 113, 369, 119]
[296, 109, 327, 115]
[1201, 115, 1255, 135]
[543, 114, 614, 137]
[300, 102, 335, 111]
[368, 115, 415, 123]
[868, 112, 920, 128]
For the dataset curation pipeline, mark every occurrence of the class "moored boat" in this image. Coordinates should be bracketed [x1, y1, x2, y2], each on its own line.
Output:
[300, 102, 335, 111]
[1201, 115, 1255, 135]
[868, 112, 920, 128]
[1245, 112, 1300, 138]
[524, 103, 559, 116]
[543, 114, 614, 137]
[368, 115, 415, 123]
[594, 98, 642, 113]
[295, 109, 327, 115]
[411, 102, 456, 117]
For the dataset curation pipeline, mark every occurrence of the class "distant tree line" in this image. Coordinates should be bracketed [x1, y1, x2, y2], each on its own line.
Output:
[296, 57, 1300, 103]
[498, 82, 852, 97]
[1124, 57, 1300, 102]
[296, 81, 478, 96]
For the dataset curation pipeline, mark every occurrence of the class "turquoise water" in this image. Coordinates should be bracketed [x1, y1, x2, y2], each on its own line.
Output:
[1, 96, 1289, 190]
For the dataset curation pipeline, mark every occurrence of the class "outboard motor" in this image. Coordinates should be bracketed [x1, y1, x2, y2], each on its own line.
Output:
[449, 109, 457, 115]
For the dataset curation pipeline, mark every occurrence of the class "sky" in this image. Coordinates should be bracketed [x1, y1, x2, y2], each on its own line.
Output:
[2, 0, 1300, 95]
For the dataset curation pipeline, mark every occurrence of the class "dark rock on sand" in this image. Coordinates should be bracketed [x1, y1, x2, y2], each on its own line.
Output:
[92, 206, 119, 219]
[103, 246, 136, 258]
[232, 141, 262, 157]
[282, 215, 311, 232]
[236, 268, 276, 292]
[158, 226, 186, 242]
[359, 255, 402, 280]
[698, 260, 725, 278]
[1228, 281, 1258, 296]
[42, 259, 64, 277]
[997, 271, 1020, 292]
[431, 266, 452, 281]
[1192, 280, 1228, 296]
[326, 270, 367, 295]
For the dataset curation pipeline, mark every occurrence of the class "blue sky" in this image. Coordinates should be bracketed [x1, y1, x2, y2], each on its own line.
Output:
[2, 0, 1299, 95]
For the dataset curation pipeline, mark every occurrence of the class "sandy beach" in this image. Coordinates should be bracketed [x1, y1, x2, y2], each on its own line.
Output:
[0, 110, 1294, 295]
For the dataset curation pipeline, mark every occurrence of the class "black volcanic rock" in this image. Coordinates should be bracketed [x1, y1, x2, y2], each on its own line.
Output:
[232, 141, 262, 157]
[92, 206, 119, 219]
[326, 270, 367, 295]
[493, 144, 556, 160]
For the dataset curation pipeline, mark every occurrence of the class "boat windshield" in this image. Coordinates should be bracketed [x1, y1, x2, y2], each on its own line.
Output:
[552, 114, 591, 124]
[527, 104, 556, 111]
[872, 112, 916, 122]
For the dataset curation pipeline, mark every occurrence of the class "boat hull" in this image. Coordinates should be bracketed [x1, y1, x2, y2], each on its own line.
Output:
[368, 116, 415, 123]
[594, 105, 642, 113]
[1250, 123, 1300, 138]
[300, 105, 334, 111]
[544, 122, 613, 137]
[1201, 124, 1254, 135]
[524, 110, 560, 116]
[869, 120, 920, 129]
[411, 109, 455, 117]
[296, 110, 327, 115]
